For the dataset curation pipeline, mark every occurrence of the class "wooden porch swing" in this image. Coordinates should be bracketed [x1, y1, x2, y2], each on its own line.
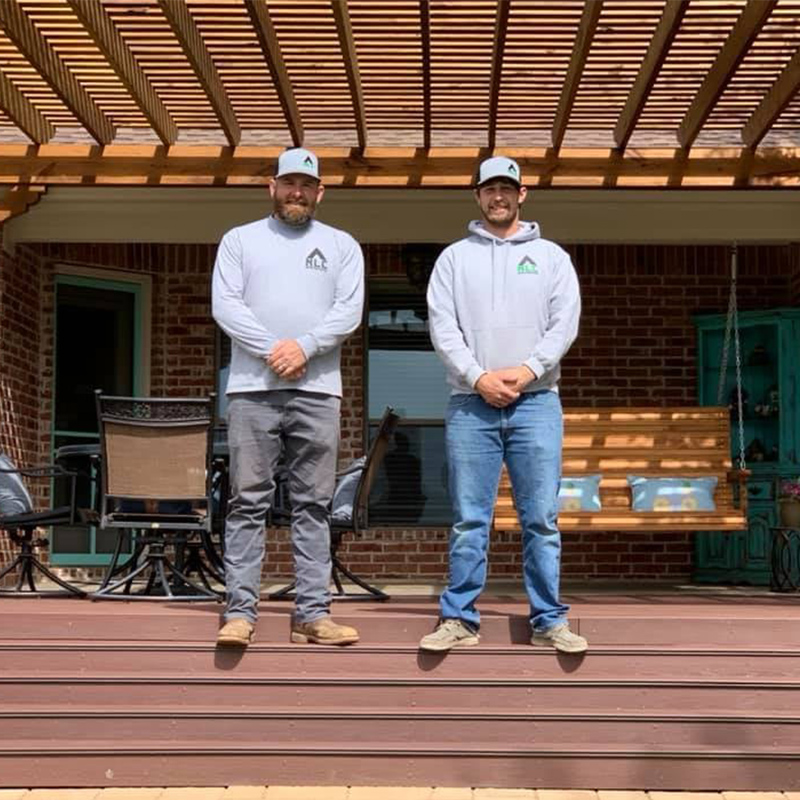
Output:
[494, 246, 750, 534]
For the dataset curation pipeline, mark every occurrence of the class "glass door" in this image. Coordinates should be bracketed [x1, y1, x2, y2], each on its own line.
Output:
[51, 274, 144, 565]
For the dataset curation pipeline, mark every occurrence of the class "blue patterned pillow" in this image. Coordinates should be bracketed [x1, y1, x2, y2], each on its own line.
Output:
[0, 453, 33, 516]
[331, 455, 366, 523]
[558, 474, 602, 512]
[628, 475, 718, 512]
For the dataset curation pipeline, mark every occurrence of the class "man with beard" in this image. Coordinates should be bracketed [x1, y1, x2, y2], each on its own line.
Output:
[420, 156, 587, 654]
[212, 147, 364, 647]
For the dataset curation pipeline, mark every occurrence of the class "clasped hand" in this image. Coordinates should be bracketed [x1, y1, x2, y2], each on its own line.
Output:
[475, 365, 536, 408]
[266, 339, 307, 380]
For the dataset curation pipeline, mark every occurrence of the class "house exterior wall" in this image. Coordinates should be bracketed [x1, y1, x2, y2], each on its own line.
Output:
[1, 231, 796, 582]
[0, 240, 43, 569]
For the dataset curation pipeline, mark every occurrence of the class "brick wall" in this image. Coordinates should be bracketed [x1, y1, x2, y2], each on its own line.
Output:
[0, 240, 44, 569]
[0, 244, 42, 467]
[343, 242, 795, 582]
[26, 243, 216, 400]
[791, 244, 800, 306]
[1, 238, 796, 582]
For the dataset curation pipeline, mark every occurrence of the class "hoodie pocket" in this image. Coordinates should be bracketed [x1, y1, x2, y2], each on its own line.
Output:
[468, 326, 541, 372]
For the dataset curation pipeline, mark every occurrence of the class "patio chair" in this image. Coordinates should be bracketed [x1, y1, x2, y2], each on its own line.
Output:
[269, 406, 400, 601]
[0, 452, 85, 596]
[92, 390, 222, 601]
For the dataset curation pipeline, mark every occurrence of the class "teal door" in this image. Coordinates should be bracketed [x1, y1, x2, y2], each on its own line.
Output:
[51, 275, 145, 565]
[694, 309, 800, 584]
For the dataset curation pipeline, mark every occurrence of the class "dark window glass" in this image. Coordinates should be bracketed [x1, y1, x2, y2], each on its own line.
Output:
[367, 264, 452, 527]
[216, 328, 232, 421]
[55, 283, 134, 433]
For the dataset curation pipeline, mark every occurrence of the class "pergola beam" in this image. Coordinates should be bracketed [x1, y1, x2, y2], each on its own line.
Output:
[0, 1, 115, 145]
[552, 1, 603, 152]
[244, 0, 303, 147]
[67, 0, 178, 147]
[678, 0, 777, 150]
[0, 69, 54, 144]
[487, 0, 511, 151]
[615, 1, 688, 153]
[420, 0, 432, 150]
[157, 0, 240, 147]
[0, 145, 796, 188]
[742, 45, 800, 149]
[0, 184, 46, 223]
[331, 0, 368, 150]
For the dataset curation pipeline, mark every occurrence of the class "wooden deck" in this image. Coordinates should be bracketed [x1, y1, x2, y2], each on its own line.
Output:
[1, 589, 800, 791]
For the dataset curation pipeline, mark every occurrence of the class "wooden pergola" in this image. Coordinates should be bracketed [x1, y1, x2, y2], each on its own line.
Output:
[1, 0, 800, 222]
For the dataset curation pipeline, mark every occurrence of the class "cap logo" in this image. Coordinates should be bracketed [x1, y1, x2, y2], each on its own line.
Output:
[508, 164, 517, 175]
[304, 156, 314, 167]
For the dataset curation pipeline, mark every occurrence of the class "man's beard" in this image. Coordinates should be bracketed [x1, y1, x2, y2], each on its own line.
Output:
[482, 202, 515, 226]
[275, 196, 315, 227]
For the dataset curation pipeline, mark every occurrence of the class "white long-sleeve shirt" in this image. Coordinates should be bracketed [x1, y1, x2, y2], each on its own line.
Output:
[212, 215, 365, 398]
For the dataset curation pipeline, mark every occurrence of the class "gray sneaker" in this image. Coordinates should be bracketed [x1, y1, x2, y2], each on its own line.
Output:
[419, 619, 480, 652]
[531, 623, 588, 654]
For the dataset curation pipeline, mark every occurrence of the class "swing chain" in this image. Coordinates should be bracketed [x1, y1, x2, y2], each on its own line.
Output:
[716, 244, 746, 470]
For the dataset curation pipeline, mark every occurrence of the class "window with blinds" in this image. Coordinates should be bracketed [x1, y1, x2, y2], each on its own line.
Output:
[367, 275, 452, 527]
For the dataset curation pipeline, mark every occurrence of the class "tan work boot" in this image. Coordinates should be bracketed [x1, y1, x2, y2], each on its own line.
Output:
[291, 616, 359, 646]
[531, 622, 588, 654]
[216, 617, 255, 647]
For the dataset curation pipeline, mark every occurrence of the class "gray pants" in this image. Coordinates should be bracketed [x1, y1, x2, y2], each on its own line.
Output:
[223, 390, 340, 625]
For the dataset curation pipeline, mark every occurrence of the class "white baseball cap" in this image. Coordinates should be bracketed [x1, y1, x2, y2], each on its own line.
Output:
[275, 147, 319, 180]
[477, 156, 522, 187]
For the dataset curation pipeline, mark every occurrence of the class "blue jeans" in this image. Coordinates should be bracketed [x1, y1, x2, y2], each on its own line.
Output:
[440, 390, 569, 633]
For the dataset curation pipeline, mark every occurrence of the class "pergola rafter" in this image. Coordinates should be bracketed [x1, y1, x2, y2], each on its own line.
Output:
[0, 68, 54, 145]
[551, 1, 603, 153]
[0, 0, 115, 145]
[742, 46, 800, 150]
[157, 0, 241, 147]
[678, 0, 778, 151]
[331, 0, 368, 151]
[615, 1, 689, 153]
[487, 0, 511, 151]
[420, 0, 432, 151]
[66, 0, 178, 147]
[245, 0, 304, 148]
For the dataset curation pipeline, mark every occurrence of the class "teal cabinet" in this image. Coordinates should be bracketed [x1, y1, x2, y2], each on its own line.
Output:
[694, 309, 800, 584]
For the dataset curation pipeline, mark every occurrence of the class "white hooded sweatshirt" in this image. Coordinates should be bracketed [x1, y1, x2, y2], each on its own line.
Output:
[426, 220, 580, 395]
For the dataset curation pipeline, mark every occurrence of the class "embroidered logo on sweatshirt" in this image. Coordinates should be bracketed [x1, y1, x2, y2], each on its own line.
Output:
[517, 255, 538, 274]
[306, 248, 328, 271]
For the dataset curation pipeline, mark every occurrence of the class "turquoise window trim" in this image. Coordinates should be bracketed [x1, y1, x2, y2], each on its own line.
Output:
[50, 273, 145, 566]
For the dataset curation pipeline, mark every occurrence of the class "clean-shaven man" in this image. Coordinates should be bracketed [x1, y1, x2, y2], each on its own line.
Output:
[421, 156, 587, 654]
[212, 147, 364, 647]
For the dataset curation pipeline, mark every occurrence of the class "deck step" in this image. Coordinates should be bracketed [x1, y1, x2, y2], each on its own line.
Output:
[1, 641, 799, 681]
[1, 598, 800, 646]
[0, 711, 797, 747]
[0, 744, 799, 790]
[0, 677, 796, 714]
[1, 595, 799, 790]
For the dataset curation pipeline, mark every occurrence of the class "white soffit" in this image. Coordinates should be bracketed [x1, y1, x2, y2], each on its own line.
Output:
[4, 187, 800, 248]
